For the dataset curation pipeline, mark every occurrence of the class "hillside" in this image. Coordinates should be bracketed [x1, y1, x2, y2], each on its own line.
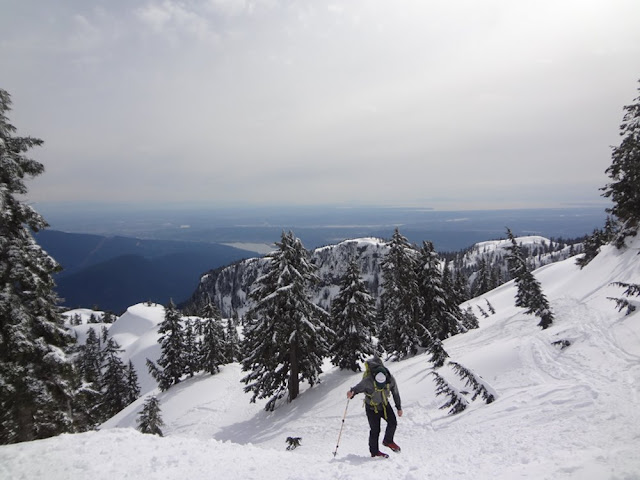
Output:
[35, 230, 259, 312]
[1, 234, 638, 479]
[188, 235, 576, 318]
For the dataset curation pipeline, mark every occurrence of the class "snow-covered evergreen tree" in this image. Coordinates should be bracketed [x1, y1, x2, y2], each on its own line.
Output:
[147, 300, 186, 391]
[78, 327, 102, 384]
[224, 318, 241, 363]
[241, 231, 331, 411]
[0, 89, 76, 444]
[137, 396, 164, 437]
[199, 297, 221, 328]
[378, 228, 422, 359]
[329, 260, 376, 371]
[200, 317, 226, 375]
[602, 79, 640, 246]
[125, 361, 141, 405]
[198, 296, 226, 374]
[428, 337, 450, 369]
[71, 326, 104, 429]
[417, 240, 462, 341]
[575, 228, 605, 269]
[452, 268, 471, 305]
[99, 338, 129, 419]
[485, 299, 496, 315]
[183, 319, 199, 378]
[461, 306, 480, 330]
[472, 258, 493, 296]
[505, 229, 554, 329]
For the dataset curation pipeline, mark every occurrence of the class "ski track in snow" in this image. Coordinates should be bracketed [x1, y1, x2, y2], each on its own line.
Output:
[2, 239, 640, 479]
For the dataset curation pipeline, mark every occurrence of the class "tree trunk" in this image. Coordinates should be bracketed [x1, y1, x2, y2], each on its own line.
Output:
[288, 341, 299, 402]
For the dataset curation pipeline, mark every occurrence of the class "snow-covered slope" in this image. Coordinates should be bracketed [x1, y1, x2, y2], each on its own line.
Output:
[1, 237, 640, 479]
[461, 235, 577, 275]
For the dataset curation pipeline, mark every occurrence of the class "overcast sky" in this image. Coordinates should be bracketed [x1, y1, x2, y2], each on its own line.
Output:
[2, 0, 639, 210]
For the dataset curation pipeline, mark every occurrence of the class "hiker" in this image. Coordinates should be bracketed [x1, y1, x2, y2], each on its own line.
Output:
[347, 355, 403, 458]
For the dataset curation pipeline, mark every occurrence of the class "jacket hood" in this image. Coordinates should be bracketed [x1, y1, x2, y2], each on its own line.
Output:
[366, 355, 384, 370]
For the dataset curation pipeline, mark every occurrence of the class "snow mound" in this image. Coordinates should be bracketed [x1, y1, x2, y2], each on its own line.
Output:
[108, 303, 165, 349]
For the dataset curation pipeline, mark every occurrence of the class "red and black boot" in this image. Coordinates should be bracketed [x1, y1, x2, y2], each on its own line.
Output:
[382, 441, 401, 453]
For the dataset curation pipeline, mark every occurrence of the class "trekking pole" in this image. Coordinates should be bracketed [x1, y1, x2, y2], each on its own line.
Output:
[333, 398, 350, 457]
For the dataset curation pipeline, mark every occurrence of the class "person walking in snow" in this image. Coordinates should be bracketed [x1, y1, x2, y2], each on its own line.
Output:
[347, 355, 403, 458]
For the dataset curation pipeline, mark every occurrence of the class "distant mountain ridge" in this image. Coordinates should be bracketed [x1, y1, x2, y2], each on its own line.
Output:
[188, 237, 387, 317]
[35, 230, 259, 313]
[187, 235, 579, 318]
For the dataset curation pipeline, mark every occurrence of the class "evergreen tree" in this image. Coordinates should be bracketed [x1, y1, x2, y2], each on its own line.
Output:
[137, 396, 164, 436]
[576, 228, 606, 269]
[576, 218, 618, 269]
[378, 228, 422, 359]
[125, 361, 141, 405]
[100, 325, 110, 345]
[78, 327, 102, 384]
[200, 317, 226, 375]
[452, 269, 471, 304]
[417, 241, 462, 341]
[472, 258, 493, 296]
[485, 299, 496, 315]
[147, 300, 186, 391]
[99, 338, 129, 419]
[428, 337, 450, 369]
[224, 318, 241, 363]
[0, 89, 76, 444]
[329, 260, 376, 371]
[443, 261, 469, 306]
[461, 306, 480, 330]
[72, 328, 104, 431]
[602, 80, 640, 246]
[241, 231, 331, 411]
[198, 296, 226, 373]
[183, 319, 199, 378]
[505, 229, 554, 329]
[199, 297, 221, 328]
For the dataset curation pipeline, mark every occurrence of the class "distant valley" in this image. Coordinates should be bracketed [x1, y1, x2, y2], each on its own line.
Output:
[35, 230, 260, 313]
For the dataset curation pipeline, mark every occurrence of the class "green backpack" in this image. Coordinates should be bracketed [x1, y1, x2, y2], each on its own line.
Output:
[363, 363, 391, 416]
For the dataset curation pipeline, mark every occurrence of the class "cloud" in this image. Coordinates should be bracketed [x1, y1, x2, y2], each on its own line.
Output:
[136, 1, 221, 44]
[1, 0, 639, 209]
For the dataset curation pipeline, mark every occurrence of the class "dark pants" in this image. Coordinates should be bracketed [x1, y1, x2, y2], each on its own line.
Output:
[365, 404, 397, 454]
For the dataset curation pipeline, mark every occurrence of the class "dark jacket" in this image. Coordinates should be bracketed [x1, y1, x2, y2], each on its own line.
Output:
[350, 356, 402, 411]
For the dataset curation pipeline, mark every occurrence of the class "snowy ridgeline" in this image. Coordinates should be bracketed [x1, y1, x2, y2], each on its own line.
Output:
[189, 235, 568, 318]
[1, 235, 639, 479]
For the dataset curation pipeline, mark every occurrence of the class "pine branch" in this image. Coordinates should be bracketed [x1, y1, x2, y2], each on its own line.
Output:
[607, 297, 638, 315]
[608, 281, 640, 315]
[448, 361, 496, 404]
[430, 370, 468, 415]
[611, 282, 640, 298]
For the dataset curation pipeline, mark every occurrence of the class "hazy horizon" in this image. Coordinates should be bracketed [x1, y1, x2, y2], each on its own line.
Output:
[33, 203, 609, 252]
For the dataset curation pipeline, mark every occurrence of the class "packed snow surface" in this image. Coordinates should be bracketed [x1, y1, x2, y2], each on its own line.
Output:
[2, 237, 640, 479]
